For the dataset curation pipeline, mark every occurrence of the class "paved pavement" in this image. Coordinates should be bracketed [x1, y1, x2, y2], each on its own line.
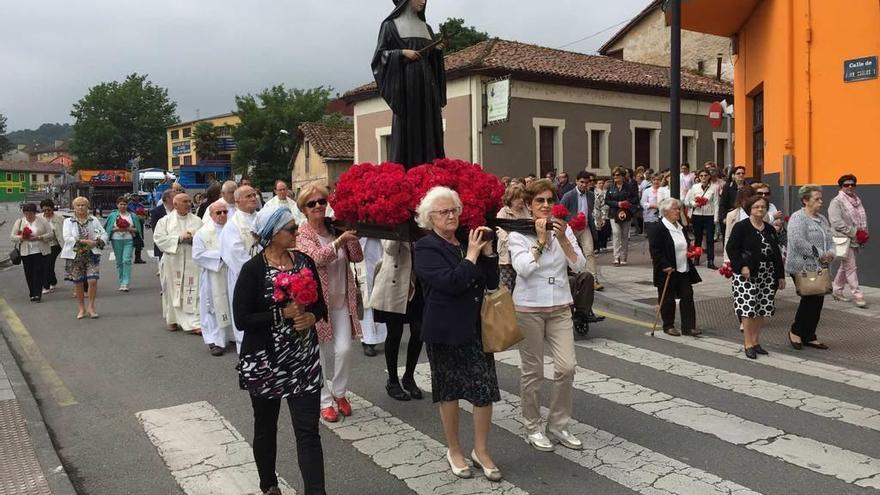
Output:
[591, 232, 880, 374]
[0, 228, 879, 494]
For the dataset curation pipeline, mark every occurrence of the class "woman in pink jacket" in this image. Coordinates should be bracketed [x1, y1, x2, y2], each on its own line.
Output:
[295, 183, 364, 423]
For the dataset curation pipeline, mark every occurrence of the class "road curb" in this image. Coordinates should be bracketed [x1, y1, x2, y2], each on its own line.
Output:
[0, 319, 79, 495]
[593, 291, 657, 323]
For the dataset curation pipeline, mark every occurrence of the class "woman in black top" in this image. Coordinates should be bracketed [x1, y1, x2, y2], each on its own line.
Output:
[605, 166, 640, 265]
[725, 196, 786, 360]
[233, 206, 327, 495]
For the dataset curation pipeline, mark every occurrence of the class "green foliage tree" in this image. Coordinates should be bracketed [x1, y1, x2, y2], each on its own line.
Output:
[193, 121, 219, 161]
[70, 73, 177, 170]
[438, 17, 490, 54]
[6, 123, 73, 147]
[0, 113, 12, 155]
[232, 85, 332, 190]
[320, 112, 351, 127]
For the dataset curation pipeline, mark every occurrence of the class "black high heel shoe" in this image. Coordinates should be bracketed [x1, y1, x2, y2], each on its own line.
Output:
[788, 333, 803, 350]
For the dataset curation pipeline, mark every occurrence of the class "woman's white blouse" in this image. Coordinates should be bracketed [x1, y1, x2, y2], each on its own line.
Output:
[508, 225, 587, 308]
[662, 218, 689, 273]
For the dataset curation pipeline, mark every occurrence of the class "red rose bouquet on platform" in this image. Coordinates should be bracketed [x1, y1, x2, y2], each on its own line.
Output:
[20, 226, 33, 240]
[686, 245, 703, 260]
[330, 162, 417, 225]
[406, 159, 505, 229]
[718, 260, 734, 278]
[116, 216, 130, 230]
[273, 268, 320, 341]
[694, 196, 709, 208]
[856, 229, 870, 246]
[568, 212, 587, 232]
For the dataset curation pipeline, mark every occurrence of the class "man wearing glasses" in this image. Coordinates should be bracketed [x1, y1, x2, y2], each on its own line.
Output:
[193, 199, 234, 356]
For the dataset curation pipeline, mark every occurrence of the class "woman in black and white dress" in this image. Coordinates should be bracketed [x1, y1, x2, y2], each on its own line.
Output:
[725, 196, 786, 359]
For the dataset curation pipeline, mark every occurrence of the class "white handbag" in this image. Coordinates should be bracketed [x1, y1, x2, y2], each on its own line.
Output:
[832, 236, 850, 259]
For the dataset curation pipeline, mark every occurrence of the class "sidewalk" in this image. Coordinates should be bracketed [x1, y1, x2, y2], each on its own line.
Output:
[0, 328, 77, 494]
[591, 233, 880, 374]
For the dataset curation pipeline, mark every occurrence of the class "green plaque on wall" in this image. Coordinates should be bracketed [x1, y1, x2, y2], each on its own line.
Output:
[489, 135, 503, 145]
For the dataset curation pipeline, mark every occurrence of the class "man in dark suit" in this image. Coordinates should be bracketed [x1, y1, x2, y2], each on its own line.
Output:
[561, 170, 605, 321]
[555, 171, 575, 199]
[149, 189, 175, 260]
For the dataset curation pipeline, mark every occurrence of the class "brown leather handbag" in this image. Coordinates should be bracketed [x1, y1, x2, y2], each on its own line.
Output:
[480, 287, 523, 353]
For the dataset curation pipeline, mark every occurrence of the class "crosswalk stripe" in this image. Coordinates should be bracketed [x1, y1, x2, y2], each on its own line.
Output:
[322, 393, 528, 494]
[650, 332, 880, 393]
[495, 350, 880, 489]
[136, 401, 295, 495]
[578, 338, 880, 432]
[408, 364, 763, 495]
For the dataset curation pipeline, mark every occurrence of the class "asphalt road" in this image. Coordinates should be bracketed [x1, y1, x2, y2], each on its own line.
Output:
[0, 236, 878, 494]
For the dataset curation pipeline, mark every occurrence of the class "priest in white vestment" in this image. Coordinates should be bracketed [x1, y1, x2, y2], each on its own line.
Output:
[193, 199, 233, 356]
[218, 185, 260, 352]
[358, 237, 387, 356]
[154, 193, 203, 333]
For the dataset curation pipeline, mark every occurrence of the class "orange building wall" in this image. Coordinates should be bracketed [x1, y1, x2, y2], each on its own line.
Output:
[733, 0, 880, 185]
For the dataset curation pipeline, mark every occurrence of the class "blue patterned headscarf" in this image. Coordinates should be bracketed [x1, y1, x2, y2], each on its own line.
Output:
[254, 206, 295, 247]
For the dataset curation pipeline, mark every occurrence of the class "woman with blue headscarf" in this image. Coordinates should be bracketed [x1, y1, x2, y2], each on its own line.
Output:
[233, 205, 328, 495]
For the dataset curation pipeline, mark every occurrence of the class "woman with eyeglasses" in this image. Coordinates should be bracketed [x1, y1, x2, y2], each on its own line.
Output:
[721, 165, 747, 218]
[605, 166, 639, 265]
[684, 169, 720, 269]
[233, 206, 327, 495]
[39, 199, 64, 294]
[828, 175, 868, 308]
[295, 183, 363, 423]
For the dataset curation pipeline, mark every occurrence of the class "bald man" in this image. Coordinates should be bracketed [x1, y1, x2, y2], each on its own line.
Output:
[218, 185, 261, 351]
[193, 199, 233, 355]
[220, 180, 238, 218]
[154, 193, 203, 334]
[264, 180, 294, 210]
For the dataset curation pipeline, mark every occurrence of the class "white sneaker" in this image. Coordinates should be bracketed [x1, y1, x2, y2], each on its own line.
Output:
[526, 432, 555, 452]
[549, 429, 583, 450]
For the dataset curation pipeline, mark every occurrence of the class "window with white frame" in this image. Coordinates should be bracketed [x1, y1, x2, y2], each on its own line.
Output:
[584, 123, 611, 171]
[532, 118, 566, 177]
[713, 131, 733, 168]
[680, 130, 698, 168]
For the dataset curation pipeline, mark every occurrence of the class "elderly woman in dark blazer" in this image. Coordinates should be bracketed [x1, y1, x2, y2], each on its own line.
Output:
[414, 186, 503, 482]
[648, 198, 702, 337]
[234, 206, 327, 495]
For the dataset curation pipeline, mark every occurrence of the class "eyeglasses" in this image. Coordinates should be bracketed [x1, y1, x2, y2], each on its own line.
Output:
[282, 225, 298, 233]
[612, 173, 621, 177]
[756, 191, 770, 196]
[842, 183, 856, 188]
[430, 207, 461, 217]
[213, 210, 228, 215]
[305, 198, 328, 208]
[533, 197, 556, 205]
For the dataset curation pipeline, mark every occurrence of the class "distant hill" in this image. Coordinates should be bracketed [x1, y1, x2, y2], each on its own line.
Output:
[7, 123, 73, 146]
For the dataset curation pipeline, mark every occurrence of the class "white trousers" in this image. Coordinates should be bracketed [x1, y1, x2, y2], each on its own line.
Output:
[611, 219, 632, 261]
[319, 308, 354, 408]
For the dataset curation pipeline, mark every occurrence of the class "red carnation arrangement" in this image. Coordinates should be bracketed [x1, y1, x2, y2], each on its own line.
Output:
[330, 162, 417, 226]
[272, 268, 319, 306]
[20, 226, 33, 240]
[686, 245, 703, 259]
[406, 158, 504, 229]
[135, 207, 146, 217]
[856, 229, 870, 246]
[694, 196, 709, 208]
[551, 204, 570, 219]
[116, 216, 131, 230]
[619, 200, 632, 210]
[718, 260, 734, 278]
[569, 212, 587, 231]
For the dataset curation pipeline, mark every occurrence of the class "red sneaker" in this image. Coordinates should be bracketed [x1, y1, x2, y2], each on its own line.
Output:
[320, 406, 338, 423]
[335, 397, 352, 417]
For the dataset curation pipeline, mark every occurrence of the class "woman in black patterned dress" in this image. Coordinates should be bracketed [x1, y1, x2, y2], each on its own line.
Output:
[726, 196, 786, 360]
[233, 206, 327, 495]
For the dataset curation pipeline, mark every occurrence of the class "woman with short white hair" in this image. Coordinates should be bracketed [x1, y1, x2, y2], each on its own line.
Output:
[414, 186, 503, 481]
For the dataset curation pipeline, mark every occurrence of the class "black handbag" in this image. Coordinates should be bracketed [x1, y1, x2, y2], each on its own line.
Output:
[9, 246, 21, 265]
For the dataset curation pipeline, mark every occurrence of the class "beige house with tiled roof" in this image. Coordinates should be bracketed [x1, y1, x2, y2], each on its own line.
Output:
[345, 39, 733, 178]
[291, 122, 354, 189]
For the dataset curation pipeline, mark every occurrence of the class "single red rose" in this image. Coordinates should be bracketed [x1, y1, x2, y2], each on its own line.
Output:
[569, 212, 587, 231]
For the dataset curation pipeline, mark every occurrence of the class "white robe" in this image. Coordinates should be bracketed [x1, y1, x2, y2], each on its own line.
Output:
[154, 212, 203, 331]
[359, 237, 387, 345]
[218, 209, 260, 352]
[192, 220, 232, 348]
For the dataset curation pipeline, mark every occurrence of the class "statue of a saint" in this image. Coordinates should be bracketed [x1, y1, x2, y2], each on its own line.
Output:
[372, 0, 446, 169]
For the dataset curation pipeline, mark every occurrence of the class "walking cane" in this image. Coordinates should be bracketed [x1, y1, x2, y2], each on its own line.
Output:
[651, 270, 673, 337]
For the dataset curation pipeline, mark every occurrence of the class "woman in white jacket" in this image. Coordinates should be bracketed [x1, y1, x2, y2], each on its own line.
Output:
[60, 197, 108, 319]
[684, 169, 720, 269]
[508, 179, 587, 453]
[10, 203, 53, 302]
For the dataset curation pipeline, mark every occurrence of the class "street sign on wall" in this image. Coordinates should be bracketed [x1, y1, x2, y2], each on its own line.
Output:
[708, 101, 723, 129]
[844, 56, 877, 83]
[172, 141, 192, 156]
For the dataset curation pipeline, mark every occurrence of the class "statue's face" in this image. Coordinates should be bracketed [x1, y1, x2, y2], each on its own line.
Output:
[410, 0, 426, 13]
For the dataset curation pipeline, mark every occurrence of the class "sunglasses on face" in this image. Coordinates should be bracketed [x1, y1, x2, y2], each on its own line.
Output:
[756, 191, 770, 196]
[282, 225, 298, 234]
[305, 198, 328, 208]
[533, 197, 556, 205]
[213, 210, 228, 215]
[842, 183, 856, 188]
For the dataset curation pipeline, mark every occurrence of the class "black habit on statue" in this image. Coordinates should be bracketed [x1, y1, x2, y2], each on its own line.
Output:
[372, 0, 447, 169]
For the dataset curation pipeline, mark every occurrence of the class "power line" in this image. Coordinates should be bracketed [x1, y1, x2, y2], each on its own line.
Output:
[556, 17, 634, 51]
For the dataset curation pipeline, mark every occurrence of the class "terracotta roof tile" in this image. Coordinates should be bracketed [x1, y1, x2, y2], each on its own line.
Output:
[297, 123, 354, 160]
[0, 161, 67, 173]
[344, 38, 732, 102]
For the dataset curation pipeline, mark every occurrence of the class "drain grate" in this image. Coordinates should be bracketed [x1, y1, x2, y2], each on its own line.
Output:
[0, 400, 52, 495]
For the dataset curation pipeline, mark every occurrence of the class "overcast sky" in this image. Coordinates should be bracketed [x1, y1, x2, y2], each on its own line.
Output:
[0, 0, 648, 131]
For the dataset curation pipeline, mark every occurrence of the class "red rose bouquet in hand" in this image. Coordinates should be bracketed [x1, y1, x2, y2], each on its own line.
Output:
[694, 196, 709, 208]
[686, 245, 703, 259]
[619, 200, 632, 210]
[856, 229, 870, 246]
[718, 260, 734, 279]
[569, 212, 587, 232]
[273, 268, 320, 341]
[116, 216, 131, 230]
[20, 226, 33, 240]
[135, 207, 146, 218]
[551, 204, 570, 219]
